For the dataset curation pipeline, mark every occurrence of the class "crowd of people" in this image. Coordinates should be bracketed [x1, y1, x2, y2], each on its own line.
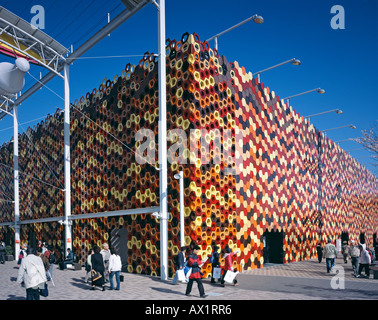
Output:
[316, 238, 374, 278]
[173, 244, 240, 298]
[1, 236, 376, 300]
[12, 240, 122, 299]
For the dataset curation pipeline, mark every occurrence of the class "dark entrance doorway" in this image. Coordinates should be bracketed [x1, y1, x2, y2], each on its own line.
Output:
[341, 232, 349, 244]
[263, 230, 284, 264]
[109, 228, 128, 272]
[360, 232, 365, 244]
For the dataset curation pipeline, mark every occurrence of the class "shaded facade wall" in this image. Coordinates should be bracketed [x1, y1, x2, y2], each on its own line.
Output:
[0, 33, 377, 277]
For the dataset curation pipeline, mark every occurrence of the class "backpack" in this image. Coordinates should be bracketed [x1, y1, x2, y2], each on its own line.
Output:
[48, 252, 55, 264]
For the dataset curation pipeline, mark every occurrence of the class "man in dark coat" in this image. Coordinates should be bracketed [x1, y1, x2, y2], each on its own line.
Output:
[185, 245, 207, 298]
[210, 245, 220, 283]
[0, 240, 6, 264]
[172, 246, 187, 284]
[316, 243, 323, 263]
[90, 245, 105, 291]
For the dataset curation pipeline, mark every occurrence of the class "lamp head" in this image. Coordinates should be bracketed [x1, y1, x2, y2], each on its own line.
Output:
[336, 109, 343, 114]
[317, 88, 325, 94]
[253, 15, 264, 24]
[15, 58, 30, 73]
[292, 59, 301, 66]
[350, 125, 356, 129]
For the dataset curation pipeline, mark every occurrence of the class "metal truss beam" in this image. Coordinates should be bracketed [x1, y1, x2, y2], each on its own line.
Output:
[0, 206, 160, 226]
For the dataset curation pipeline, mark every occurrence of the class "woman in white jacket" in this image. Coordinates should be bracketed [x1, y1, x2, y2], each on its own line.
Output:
[17, 247, 47, 300]
[108, 247, 122, 290]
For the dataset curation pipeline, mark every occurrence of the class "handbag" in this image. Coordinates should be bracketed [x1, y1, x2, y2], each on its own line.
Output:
[176, 269, 186, 281]
[213, 267, 221, 279]
[91, 270, 102, 281]
[39, 283, 48, 297]
[224, 270, 238, 284]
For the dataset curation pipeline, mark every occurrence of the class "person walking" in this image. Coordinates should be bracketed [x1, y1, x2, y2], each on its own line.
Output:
[44, 246, 55, 281]
[91, 245, 105, 291]
[221, 247, 239, 286]
[342, 241, 349, 264]
[172, 246, 187, 284]
[41, 242, 47, 255]
[349, 240, 360, 277]
[17, 243, 27, 267]
[358, 243, 371, 278]
[316, 243, 323, 263]
[17, 247, 47, 300]
[323, 239, 337, 273]
[210, 245, 220, 283]
[84, 249, 94, 283]
[100, 243, 111, 282]
[185, 245, 207, 298]
[36, 247, 50, 276]
[108, 247, 122, 290]
[0, 240, 6, 264]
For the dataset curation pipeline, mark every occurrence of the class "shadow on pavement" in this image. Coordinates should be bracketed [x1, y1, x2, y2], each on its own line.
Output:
[150, 286, 184, 296]
[7, 294, 25, 300]
[70, 277, 91, 290]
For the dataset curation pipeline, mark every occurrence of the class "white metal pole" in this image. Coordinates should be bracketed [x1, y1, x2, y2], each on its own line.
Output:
[13, 105, 20, 259]
[158, 0, 168, 281]
[178, 171, 185, 247]
[63, 63, 72, 252]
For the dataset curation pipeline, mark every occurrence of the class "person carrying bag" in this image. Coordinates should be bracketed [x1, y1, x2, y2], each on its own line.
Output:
[221, 247, 239, 287]
[172, 246, 187, 284]
[185, 245, 207, 298]
[17, 247, 47, 300]
[90, 245, 105, 291]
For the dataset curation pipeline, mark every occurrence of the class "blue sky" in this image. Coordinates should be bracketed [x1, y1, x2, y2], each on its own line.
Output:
[0, 0, 377, 174]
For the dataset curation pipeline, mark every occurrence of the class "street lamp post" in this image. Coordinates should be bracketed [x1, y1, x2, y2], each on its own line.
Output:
[322, 124, 356, 133]
[206, 14, 264, 50]
[335, 138, 353, 143]
[174, 171, 185, 248]
[157, 0, 168, 281]
[345, 148, 365, 152]
[254, 58, 301, 82]
[282, 88, 325, 106]
[304, 109, 343, 119]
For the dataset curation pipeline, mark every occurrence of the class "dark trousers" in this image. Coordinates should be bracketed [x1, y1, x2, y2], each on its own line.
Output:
[26, 288, 40, 300]
[358, 264, 370, 277]
[62, 260, 73, 269]
[326, 258, 335, 272]
[185, 278, 205, 297]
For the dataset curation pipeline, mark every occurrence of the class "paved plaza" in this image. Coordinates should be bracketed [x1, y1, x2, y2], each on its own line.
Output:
[0, 257, 377, 301]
